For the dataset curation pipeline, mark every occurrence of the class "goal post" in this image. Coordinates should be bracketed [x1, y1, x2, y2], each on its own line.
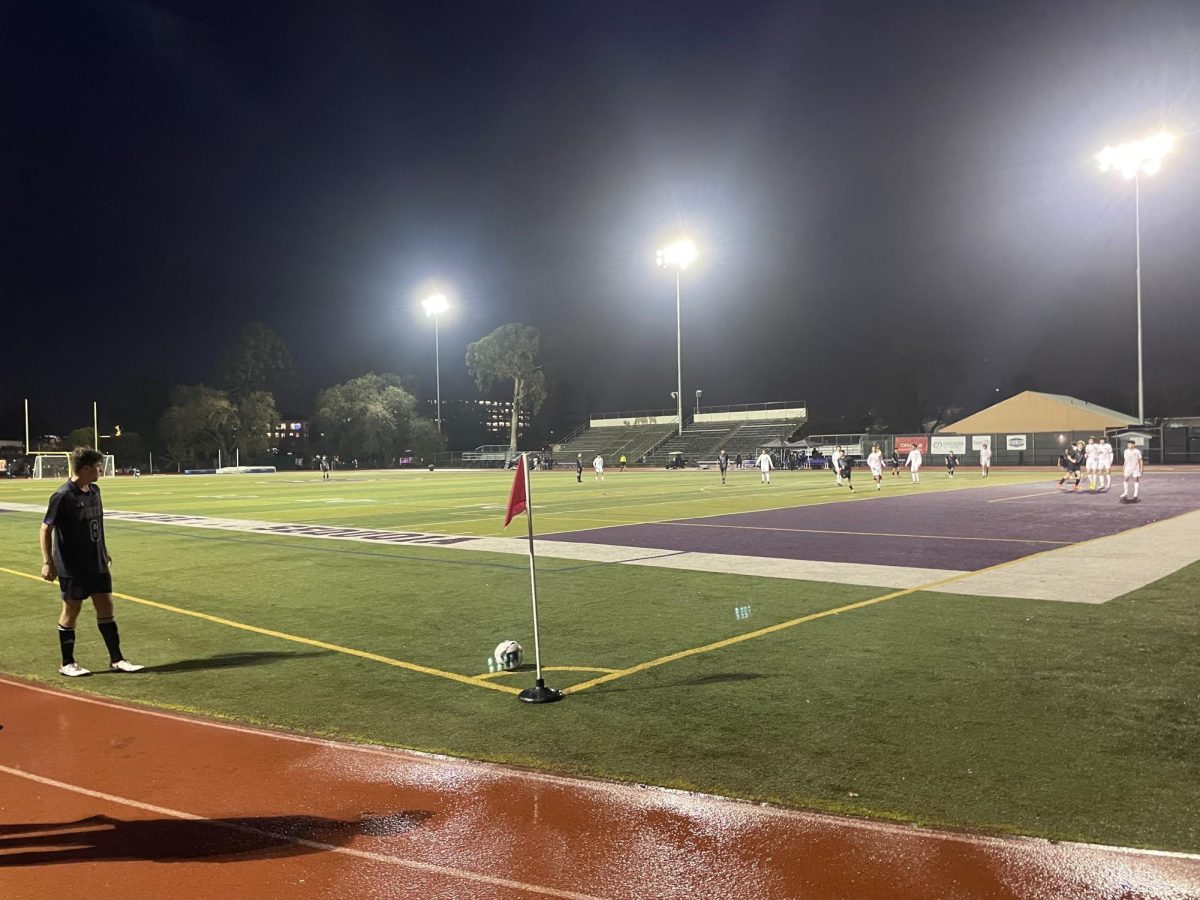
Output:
[31, 453, 71, 480]
[31, 453, 115, 479]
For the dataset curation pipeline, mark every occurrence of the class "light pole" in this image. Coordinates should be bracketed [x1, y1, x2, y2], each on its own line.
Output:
[656, 239, 697, 436]
[695, 389, 703, 418]
[421, 293, 450, 432]
[1096, 131, 1175, 424]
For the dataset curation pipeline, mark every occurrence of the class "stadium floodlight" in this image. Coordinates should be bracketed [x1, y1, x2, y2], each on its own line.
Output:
[421, 293, 450, 433]
[1095, 131, 1176, 424]
[656, 239, 698, 436]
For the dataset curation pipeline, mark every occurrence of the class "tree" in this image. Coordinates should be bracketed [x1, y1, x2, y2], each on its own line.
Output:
[159, 385, 239, 466]
[66, 426, 96, 451]
[465, 324, 547, 455]
[232, 390, 280, 460]
[313, 373, 442, 465]
[219, 323, 296, 399]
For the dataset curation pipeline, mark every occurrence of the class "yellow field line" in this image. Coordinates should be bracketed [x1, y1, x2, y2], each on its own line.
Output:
[476, 665, 617, 681]
[561, 553, 1037, 695]
[0, 566, 520, 696]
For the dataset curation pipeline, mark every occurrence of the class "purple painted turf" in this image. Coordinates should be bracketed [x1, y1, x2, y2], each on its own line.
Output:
[545, 475, 1200, 571]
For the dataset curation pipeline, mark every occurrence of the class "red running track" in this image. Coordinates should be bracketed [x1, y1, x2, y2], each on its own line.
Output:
[1, 676, 1198, 899]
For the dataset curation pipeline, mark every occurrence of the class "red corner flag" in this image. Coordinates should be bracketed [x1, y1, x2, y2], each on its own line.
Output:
[503, 454, 527, 527]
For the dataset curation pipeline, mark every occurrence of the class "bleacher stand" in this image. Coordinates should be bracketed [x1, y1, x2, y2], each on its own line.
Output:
[556, 423, 676, 466]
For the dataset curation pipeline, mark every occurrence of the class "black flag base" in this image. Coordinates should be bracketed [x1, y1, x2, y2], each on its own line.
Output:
[519, 678, 564, 704]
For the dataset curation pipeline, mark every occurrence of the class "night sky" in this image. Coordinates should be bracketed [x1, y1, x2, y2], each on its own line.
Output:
[5, 0, 1199, 436]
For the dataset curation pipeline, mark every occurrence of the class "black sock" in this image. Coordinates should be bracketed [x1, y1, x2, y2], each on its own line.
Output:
[97, 617, 123, 663]
[58, 625, 76, 666]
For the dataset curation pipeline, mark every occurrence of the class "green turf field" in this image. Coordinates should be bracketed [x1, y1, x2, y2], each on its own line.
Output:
[1, 468, 1198, 852]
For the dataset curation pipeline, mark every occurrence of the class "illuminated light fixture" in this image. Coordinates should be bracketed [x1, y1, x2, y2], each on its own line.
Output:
[421, 292, 450, 317]
[655, 239, 697, 270]
[1096, 132, 1175, 180]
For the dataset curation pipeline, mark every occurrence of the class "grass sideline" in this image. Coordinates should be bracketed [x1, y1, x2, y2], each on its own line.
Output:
[1, 468, 1197, 852]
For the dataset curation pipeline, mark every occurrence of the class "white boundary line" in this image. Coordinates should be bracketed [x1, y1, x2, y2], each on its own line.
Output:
[1, 676, 1197, 862]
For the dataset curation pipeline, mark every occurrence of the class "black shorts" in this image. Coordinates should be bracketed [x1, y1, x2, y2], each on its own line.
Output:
[59, 573, 113, 601]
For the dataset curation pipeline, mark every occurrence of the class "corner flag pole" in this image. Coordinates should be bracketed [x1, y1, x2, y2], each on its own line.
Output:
[504, 452, 563, 704]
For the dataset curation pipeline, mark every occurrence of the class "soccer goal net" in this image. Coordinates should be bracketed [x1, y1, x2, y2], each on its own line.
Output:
[32, 453, 115, 479]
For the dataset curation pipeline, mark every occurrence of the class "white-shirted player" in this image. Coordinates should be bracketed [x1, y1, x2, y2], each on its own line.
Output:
[593, 454, 605, 481]
[905, 445, 923, 483]
[979, 442, 991, 478]
[756, 450, 773, 484]
[1098, 436, 1113, 491]
[1119, 439, 1143, 502]
[866, 445, 884, 491]
[1084, 437, 1102, 491]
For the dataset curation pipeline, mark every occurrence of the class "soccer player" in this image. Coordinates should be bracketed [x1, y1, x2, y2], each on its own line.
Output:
[905, 444, 923, 483]
[756, 449, 773, 484]
[890, 449, 902, 477]
[619, 454, 627, 472]
[1084, 437, 1101, 491]
[575, 453, 583, 483]
[832, 446, 845, 486]
[40, 448, 143, 677]
[839, 452, 855, 492]
[718, 449, 729, 484]
[1119, 439, 1143, 502]
[320, 455, 330, 481]
[945, 451, 958, 478]
[979, 442, 991, 478]
[866, 445, 884, 490]
[593, 454, 605, 481]
[1098, 436, 1114, 491]
[1058, 442, 1082, 491]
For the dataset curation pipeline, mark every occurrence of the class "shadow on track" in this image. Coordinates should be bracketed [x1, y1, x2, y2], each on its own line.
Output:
[0, 810, 433, 866]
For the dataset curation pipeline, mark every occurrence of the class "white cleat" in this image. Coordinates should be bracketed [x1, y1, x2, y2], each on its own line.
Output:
[110, 659, 145, 673]
[59, 662, 91, 677]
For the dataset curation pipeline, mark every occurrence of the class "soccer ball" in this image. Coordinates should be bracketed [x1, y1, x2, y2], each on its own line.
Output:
[494, 640, 523, 671]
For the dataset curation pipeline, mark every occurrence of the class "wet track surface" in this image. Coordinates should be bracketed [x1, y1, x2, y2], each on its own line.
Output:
[545, 476, 1200, 572]
[1, 677, 1198, 899]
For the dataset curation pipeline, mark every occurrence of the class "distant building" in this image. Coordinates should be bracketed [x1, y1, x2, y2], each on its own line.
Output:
[939, 391, 1137, 434]
[434, 399, 530, 447]
[269, 420, 310, 442]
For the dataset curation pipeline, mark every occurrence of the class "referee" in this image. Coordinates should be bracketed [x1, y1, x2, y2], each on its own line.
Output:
[40, 448, 143, 676]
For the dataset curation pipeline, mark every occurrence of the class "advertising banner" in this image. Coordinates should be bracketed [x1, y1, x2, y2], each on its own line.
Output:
[895, 435, 929, 454]
[972, 435, 991, 451]
[930, 436, 966, 455]
[1006, 434, 1028, 451]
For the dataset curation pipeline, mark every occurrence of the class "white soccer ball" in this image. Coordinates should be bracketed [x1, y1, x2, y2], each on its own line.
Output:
[493, 640, 523, 671]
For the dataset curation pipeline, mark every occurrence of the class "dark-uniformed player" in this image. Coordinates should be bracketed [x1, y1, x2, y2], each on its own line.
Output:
[890, 449, 902, 477]
[718, 449, 729, 484]
[40, 448, 143, 677]
[1058, 442, 1082, 492]
[945, 451, 958, 478]
[575, 453, 584, 483]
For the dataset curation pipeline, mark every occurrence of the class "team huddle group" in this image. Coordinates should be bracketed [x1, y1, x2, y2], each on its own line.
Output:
[1057, 436, 1145, 501]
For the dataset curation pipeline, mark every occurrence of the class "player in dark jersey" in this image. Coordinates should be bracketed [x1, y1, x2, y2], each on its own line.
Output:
[575, 453, 584, 483]
[945, 451, 958, 478]
[890, 450, 902, 477]
[40, 448, 143, 677]
[1058, 443, 1082, 492]
[718, 449, 729, 484]
[839, 453, 855, 492]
